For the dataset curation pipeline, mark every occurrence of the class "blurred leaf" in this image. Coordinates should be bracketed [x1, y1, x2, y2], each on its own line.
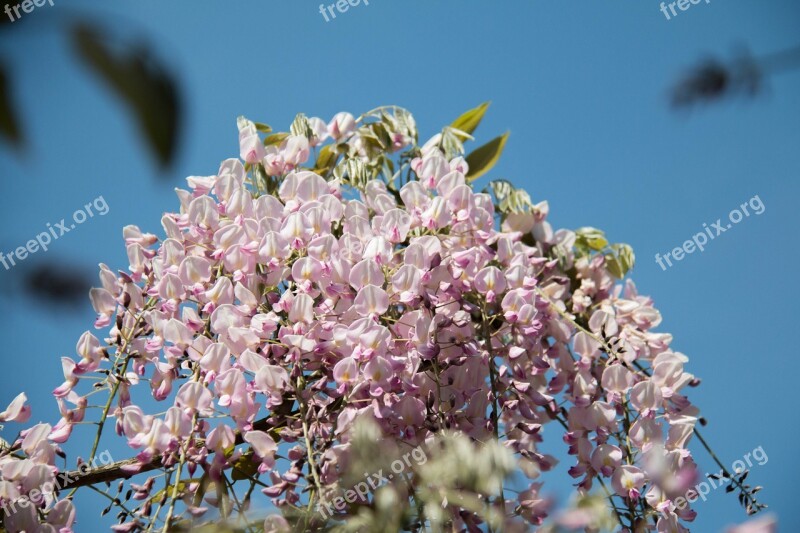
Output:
[465, 132, 509, 182]
[451, 102, 490, 136]
[71, 23, 182, 169]
[217, 478, 231, 518]
[671, 59, 733, 107]
[671, 48, 764, 108]
[24, 262, 92, 305]
[0, 64, 23, 149]
[192, 471, 212, 509]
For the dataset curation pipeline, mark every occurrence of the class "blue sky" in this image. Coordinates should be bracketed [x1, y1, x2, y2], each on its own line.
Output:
[0, 0, 798, 530]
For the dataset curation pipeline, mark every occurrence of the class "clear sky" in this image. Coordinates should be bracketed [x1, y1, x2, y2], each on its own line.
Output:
[0, 1, 798, 531]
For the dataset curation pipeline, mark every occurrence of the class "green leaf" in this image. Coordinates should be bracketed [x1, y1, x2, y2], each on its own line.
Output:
[605, 254, 624, 279]
[231, 451, 259, 481]
[71, 23, 181, 169]
[575, 227, 609, 251]
[0, 64, 22, 149]
[148, 478, 201, 504]
[254, 122, 272, 134]
[217, 478, 231, 519]
[451, 102, 490, 136]
[315, 144, 337, 174]
[192, 471, 212, 508]
[605, 243, 635, 278]
[263, 132, 289, 146]
[290, 113, 312, 138]
[487, 179, 515, 205]
[465, 132, 509, 182]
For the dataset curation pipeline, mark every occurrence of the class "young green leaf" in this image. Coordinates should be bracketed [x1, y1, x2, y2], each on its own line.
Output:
[254, 122, 272, 134]
[465, 132, 509, 182]
[263, 132, 289, 146]
[575, 227, 609, 251]
[315, 144, 338, 174]
[451, 102, 491, 136]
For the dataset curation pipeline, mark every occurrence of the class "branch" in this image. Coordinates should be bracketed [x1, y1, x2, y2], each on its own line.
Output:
[57, 413, 291, 492]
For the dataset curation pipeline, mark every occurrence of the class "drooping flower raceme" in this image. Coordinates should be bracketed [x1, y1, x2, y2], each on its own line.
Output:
[0, 107, 768, 533]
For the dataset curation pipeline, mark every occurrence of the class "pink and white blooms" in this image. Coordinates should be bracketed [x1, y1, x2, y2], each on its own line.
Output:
[0, 106, 766, 532]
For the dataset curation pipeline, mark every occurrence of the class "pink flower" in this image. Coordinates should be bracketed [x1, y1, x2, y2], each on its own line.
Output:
[380, 208, 412, 243]
[255, 365, 290, 394]
[327, 112, 356, 141]
[4, 108, 720, 531]
[0, 392, 30, 423]
[288, 293, 315, 324]
[175, 382, 214, 416]
[725, 515, 777, 533]
[89, 287, 117, 327]
[74, 331, 104, 374]
[501, 289, 538, 324]
[282, 136, 310, 170]
[363, 356, 393, 395]
[590, 444, 623, 477]
[333, 357, 358, 385]
[244, 430, 278, 472]
[53, 357, 78, 398]
[238, 117, 265, 163]
[611, 465, 646, 500]
[630, 380, 663, 415]
[129, 418, 173, 460]
[395, 396, 426, 429]
[207, 424, 235, 453]
[657, 512, 689, 533]
[350, 259, 384, 290]
[474, 266, 506, 302]
[354, 285, 389, 316]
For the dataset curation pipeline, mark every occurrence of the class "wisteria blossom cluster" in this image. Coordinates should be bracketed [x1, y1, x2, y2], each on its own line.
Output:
[0, 106, 769, 532]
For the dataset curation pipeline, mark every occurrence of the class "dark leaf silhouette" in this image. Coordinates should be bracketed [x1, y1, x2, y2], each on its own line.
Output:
[0, 63, 23, 149]
[671, 45, 800, 108]
[671, 54, 761, 108]
[24, 262, 92, 305]
[71, 23, 182, 169]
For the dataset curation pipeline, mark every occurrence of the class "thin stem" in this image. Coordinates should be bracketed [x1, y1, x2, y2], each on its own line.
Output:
[596, 477, 627, 530]
[85, 483, 138, 521]
[161, 365, 201, 532]
[147, 469, 173, 533]
[67, 301, 154, 500]
[295, 373, 324, 506]
[482, 304, 506, 526]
